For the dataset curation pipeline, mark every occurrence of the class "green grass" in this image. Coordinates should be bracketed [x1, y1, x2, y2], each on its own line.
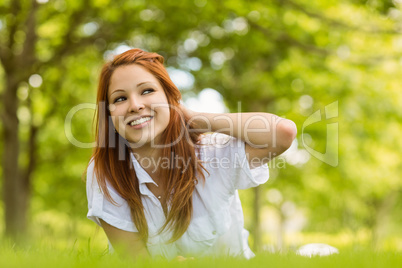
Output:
[1, 217, 401, 267]
[0, 244, 401, 268]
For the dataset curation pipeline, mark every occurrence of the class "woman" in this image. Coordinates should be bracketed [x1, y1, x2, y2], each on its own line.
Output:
[86, 48, 297, 260]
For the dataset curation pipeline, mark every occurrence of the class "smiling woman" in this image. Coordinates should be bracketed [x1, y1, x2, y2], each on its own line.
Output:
[86, 48, 297, 260]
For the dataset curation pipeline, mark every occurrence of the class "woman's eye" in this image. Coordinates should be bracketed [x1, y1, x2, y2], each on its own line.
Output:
[142, 88, 154, 95]
[113, 96, 126, 103]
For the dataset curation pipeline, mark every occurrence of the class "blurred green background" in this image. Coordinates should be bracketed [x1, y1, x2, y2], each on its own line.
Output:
[0, 0, 401, 254]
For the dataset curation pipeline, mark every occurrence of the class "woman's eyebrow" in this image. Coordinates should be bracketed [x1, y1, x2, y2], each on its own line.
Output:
[136, 81, 155, 87]
[108, 89, 125, 98]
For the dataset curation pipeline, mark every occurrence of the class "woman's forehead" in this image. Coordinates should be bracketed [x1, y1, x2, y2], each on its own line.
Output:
[111, 65, 157, 84]
[108, 65, 160, 96]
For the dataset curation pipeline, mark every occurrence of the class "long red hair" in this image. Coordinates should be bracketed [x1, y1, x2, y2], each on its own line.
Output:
[90, 49, 205, 243]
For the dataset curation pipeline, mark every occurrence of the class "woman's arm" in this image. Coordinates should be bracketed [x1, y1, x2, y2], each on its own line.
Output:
[100, 219, 149, 260]
[183, 107, 297, 167]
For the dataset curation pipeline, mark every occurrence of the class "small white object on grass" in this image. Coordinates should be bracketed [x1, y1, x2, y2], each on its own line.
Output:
[296, 243, 339, 257]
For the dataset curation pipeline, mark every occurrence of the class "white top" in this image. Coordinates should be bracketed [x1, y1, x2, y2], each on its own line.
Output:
[86, 133, 269, 259]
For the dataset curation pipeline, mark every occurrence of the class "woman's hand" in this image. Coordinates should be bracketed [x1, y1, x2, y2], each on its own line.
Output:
[180, 103, 196, 119]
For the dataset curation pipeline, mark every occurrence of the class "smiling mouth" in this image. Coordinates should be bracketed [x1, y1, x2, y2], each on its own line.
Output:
[127, 116, 153, 127]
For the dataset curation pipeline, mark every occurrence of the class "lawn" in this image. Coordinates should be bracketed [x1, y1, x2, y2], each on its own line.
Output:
[0, 245, 400, 268]
[1, 218, 401, 267]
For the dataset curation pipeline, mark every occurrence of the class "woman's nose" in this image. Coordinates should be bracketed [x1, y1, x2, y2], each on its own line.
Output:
[128, 97, 145, 113]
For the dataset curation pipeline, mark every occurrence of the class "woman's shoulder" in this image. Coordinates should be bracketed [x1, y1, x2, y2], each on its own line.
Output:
[196, 133, 245, 164]
[85, 158, 97, 189]
[198, 133, 235, 147]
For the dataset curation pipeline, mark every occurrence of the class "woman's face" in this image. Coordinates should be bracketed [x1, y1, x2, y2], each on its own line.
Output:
[107, 64, 170, 147]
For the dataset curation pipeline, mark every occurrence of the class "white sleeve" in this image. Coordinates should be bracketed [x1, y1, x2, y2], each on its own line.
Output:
[200, 133, 269, 192]
[86, 160, 138, 232]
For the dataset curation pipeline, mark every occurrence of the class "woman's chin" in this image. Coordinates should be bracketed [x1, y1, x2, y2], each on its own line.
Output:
[125, 135, 164, 149]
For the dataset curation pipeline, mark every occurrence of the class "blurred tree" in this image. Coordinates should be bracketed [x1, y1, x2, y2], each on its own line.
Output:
[180, 0, 402, 250]
[0, 0, 204, 241]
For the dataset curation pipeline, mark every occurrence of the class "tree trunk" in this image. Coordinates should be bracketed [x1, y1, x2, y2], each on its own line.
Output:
[372, 191, 398, 249]
[2, 75, 29, 241]
[276, 208, 284, 252]
[252, 185, 262, 252]
[0, 0, 38, 242]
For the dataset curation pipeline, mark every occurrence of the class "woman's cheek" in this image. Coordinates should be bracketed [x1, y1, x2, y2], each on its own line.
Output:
[158, 107, 170, 122]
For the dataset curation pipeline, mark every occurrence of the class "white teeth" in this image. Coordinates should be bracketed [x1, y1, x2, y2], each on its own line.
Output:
[129, 117, 152, 126]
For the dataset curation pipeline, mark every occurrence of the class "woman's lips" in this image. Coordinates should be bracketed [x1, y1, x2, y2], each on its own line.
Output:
[127, 116, 153, 129]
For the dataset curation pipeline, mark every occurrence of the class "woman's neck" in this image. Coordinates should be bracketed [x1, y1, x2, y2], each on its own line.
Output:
[130, 145, 163, 179]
